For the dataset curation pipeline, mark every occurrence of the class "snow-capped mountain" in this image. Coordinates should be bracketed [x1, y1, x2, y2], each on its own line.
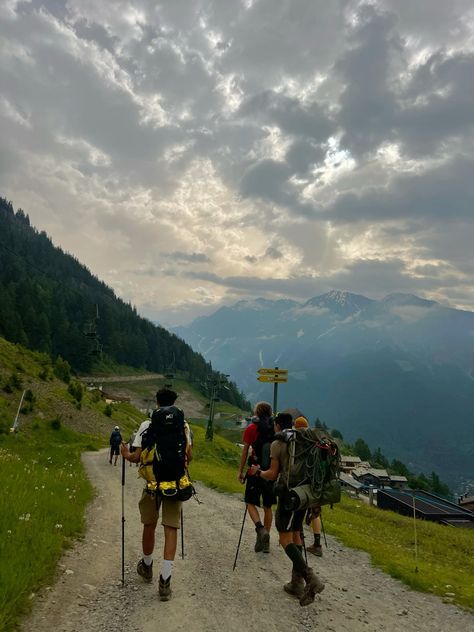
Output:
[174, 291, 474, 490]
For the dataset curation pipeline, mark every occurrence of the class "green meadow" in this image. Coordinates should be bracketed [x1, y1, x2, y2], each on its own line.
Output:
[0, 425, 95, 631]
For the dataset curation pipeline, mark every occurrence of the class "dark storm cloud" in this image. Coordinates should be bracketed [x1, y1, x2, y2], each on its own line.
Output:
[239, 90, 334, 142]
[240, 159, 317, 218]
[168, 251, 211, 264]
[325, 155, 474, 224]
[335, 5, 401, 157]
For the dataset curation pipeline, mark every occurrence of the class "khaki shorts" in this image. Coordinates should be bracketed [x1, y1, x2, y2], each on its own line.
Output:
[138, 490, 182, 528]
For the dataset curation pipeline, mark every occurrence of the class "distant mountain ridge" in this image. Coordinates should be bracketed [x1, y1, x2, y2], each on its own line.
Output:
[175, 291, 474, 491]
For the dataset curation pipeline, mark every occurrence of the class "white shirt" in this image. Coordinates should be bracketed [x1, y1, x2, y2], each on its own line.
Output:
[132, 414, 192, 450]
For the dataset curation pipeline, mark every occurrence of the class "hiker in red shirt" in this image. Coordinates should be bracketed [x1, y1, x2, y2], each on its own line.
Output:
[238, 401, 275, 553]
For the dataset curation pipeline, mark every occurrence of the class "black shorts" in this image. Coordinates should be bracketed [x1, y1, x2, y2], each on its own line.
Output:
[244, 475, 275, 508]
[110, 445, 120, 456]
[275, 501, 305, 534]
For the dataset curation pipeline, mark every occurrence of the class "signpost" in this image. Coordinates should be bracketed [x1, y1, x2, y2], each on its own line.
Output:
[256, 367, 288, 412]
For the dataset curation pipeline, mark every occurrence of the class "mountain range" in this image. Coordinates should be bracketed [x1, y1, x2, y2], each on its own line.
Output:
[174, 290, 474, 492]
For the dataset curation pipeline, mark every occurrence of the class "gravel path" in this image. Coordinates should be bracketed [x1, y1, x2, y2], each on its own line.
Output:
[21, 450, 473, 632]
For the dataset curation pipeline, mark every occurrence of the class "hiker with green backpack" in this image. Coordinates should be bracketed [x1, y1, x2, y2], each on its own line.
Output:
[248, 411, 341, 606]
[120, 388, 193, 601]
[237, 401, 275, 553]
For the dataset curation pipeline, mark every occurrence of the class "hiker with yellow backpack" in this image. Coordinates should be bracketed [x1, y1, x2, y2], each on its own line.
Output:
[121, 388, 193, 601]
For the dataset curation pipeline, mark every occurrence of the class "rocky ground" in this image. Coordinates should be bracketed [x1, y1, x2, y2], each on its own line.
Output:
[21, 450, 473, 632]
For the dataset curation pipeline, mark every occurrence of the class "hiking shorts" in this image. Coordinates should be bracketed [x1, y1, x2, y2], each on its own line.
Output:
[138, 490, 181, 529]
[110, 445, 120, 456]
[275, 501, 306, 534]
[244, 475, 275, 508]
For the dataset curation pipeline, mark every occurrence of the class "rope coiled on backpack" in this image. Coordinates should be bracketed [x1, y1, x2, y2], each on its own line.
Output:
[295, 434, 339, 496]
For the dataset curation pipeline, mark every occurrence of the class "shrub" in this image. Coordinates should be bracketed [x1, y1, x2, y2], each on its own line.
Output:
[104, 404, 113, 417]
[50, 417, 61, 430]
[3, 373, 23, 393]
[67, 381, 83, 403]
[53, 357, 71, 383]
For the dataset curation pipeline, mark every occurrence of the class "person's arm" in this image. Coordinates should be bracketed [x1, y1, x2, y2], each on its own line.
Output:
[249, 457, 280, 481]
[185, 444, 193, 465]
[238, 443, 250, 482]
[121, 443, 142, 463]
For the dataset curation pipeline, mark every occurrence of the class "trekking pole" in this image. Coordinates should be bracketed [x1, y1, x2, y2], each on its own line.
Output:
[180, 508, 185, 560]
[232, 506, 247, 571]
[121, 453, 126, 586]
[320, 513, 328, 548]
[300, 528, 308, 564]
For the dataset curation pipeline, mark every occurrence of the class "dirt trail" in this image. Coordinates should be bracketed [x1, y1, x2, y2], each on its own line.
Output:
[22, 450, 472, 632]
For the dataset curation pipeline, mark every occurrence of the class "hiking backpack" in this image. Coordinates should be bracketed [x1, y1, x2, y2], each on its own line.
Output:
[250, 417, 275, 470]
[139, 406, 193, 500]
[275, 427, 341, 511]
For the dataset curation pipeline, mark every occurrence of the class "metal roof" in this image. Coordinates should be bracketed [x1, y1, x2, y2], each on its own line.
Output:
[377, 489, 474, 528]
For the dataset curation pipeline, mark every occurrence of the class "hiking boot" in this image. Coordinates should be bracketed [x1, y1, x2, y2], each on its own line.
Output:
[307, 543, 323, 557]
[283, 571, 305, 598]
[137, 558, 153, 582]
[159, 575, 172, 601]
[262, 531, 270, 553]
[254, 527, 269, 552]
[299, 567, 325, 607]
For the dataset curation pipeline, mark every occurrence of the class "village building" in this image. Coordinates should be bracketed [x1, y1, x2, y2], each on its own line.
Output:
[353, 467, 391, 488]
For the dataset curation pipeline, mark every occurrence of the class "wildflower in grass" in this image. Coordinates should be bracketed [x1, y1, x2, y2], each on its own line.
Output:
[55, 524, 63, 529]
[7, 530, 12, 535]
[25, 513, 30, 521]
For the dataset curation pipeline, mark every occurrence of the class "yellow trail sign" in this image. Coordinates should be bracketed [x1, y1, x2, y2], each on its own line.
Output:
[257, 375, 288, 383]
[257, 368, 288, 376]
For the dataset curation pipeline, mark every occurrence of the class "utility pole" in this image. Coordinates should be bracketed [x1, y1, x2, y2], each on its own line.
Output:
[205, 375, 230, 441]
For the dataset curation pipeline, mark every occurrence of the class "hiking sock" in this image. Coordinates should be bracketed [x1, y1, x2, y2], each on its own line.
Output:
[284, 543, 307, 577]
[161, 560, 173, 581]
[143, 554, 153, 566]
[255, 521, 264, 531]
[314, 534, 321, 546]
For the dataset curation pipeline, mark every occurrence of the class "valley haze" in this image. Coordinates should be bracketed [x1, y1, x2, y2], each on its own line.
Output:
[175, 290, 474, 494]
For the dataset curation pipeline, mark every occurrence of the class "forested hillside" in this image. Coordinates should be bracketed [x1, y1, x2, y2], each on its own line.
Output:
[0, 197, 249, 409]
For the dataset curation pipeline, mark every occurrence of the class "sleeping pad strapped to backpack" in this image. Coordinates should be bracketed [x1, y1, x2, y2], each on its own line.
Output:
[275, 427, 341, 511]
[139, 406, 193, 501]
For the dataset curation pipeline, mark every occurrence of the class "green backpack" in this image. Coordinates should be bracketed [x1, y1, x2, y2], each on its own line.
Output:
[275, 428, 341, 511]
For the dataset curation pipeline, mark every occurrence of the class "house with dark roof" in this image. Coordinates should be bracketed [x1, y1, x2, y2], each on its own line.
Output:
[353, 467, 391, 488]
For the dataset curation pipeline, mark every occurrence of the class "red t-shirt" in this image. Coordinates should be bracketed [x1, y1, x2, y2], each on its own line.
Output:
[243, 422, 258, 446]
[243, 422, 259, 475]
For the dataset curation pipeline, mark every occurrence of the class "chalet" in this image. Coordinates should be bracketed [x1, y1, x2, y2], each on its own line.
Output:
[458, 495, 474, 512]
[340, 455, 362, 473]
[389, 475, 408, 489]
[339, 471, 363, 493]
[353, 467, 391, 488]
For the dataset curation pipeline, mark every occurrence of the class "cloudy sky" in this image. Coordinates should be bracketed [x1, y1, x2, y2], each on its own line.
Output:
[1, 0, 474, 326]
